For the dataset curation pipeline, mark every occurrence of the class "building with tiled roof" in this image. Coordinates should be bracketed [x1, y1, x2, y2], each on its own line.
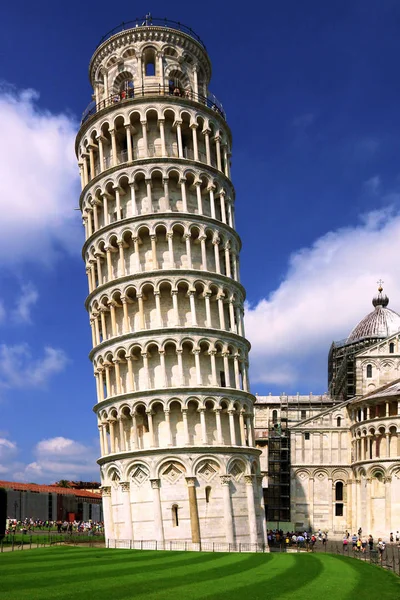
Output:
[0, 480, 103, 521]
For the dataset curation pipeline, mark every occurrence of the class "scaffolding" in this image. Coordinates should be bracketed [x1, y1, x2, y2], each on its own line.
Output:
[264, 410, 291, 524]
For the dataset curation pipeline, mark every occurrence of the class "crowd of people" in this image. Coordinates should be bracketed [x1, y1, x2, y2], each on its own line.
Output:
[267, 528, 329, 549]
[5, 517, 104, 535]
[268, 526, 398, 556]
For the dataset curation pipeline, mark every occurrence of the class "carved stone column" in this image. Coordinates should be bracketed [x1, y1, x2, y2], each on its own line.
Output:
[244, 475, 257, 544]
[186, 477, 200, 543]
[120, 481, 133, 540]
[220, 475, 234, 544]
[150, 479, 164, 543]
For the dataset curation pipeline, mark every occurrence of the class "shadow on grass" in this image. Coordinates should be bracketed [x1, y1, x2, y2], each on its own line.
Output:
[20, 552, 273, 600]
[328, 555, 400, 599]
[1, 548, 203, 578]
[199, 553, 324, 600]
[1, 550, 253, 594]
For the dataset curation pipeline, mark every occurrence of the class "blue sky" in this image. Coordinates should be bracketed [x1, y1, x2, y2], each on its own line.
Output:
[1, 0, 400, 481]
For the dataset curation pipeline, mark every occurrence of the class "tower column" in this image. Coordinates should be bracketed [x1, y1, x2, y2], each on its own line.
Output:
[150, 479, 165, 543]
[220, 476, 234, 544]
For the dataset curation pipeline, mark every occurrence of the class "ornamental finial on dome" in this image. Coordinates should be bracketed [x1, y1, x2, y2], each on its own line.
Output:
[372, 279, 389, 308]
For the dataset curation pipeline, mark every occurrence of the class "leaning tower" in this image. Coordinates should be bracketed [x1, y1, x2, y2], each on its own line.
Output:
[76, 16, 266, 548]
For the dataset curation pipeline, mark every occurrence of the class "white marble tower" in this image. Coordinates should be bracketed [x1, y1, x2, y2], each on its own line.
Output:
[76, 16, 266, 547]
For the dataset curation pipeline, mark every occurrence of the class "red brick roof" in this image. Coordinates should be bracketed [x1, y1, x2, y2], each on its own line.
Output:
[0, 480, 101, 500]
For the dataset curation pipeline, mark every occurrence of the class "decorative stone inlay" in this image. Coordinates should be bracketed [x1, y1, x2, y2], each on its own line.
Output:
[120, 481, 130, 492]
[197, 461, 218, 482]
[229, 462, 244, 481]
[161, 462, 184, 484]
[150, 478, 161, 490]
[130, 465, 149, 486]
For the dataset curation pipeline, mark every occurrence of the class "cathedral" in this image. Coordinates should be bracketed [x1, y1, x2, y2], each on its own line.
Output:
[254, 285, 400, 538]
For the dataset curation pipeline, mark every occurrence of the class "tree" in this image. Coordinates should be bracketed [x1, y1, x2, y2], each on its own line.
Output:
[56, 480, 71, 488]
[0, 488, 7, 540]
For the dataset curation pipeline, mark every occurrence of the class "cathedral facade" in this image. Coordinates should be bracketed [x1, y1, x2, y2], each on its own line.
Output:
[255, 287, 400, 538]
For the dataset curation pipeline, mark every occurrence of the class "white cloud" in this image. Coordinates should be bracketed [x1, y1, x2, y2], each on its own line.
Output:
[0, 437, 18, 476]
[0, 85, 81, 266]
[24, 437, 98, 482]
[0, 343, 67, 390]
[12, 283, 38, 323]
[246, 205, 400, 390]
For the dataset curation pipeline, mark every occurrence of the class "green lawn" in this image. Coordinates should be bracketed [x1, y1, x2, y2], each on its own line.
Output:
[0, 546, 399, 599]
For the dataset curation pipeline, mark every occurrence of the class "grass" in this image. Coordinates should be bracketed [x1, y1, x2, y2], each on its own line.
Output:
[0, 546, 399, 599]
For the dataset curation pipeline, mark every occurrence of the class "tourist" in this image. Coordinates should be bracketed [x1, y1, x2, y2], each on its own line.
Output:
[390, 532, 394, 543]
[368, 534, 374, 551]
[351, 533, 358, 549]
[377, 538, 386, 559]
[343, 536, 348, 550]
[361, 536, 367, 553]
[396, 531, 399, 543]
[356, 538, 362, 552]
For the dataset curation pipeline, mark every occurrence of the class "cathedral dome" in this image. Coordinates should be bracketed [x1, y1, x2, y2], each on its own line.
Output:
[347, 285, 400, 343]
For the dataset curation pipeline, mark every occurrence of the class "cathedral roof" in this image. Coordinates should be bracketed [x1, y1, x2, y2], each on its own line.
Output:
[347, 285, 400, 343]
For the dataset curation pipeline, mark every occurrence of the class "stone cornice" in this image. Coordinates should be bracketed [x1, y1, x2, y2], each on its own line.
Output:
[84, 268, 246, 309]
[96, 443, 260, 466]
[93, 386, 256, 414]
[89, 325, 251, 360]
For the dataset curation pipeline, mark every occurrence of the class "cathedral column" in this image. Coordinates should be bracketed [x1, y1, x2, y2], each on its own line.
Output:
[355, 478, 361, 530]
[244, 475, 258, 544]
[385, 476, 392, 532]
[365, 478, 371, 534]
[150, 479, 165, 543]
[328, 477, 334, 533]
[186, 477, 201, 543]
[220, 475, 234, 544]
[308, 477, 314, 530]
